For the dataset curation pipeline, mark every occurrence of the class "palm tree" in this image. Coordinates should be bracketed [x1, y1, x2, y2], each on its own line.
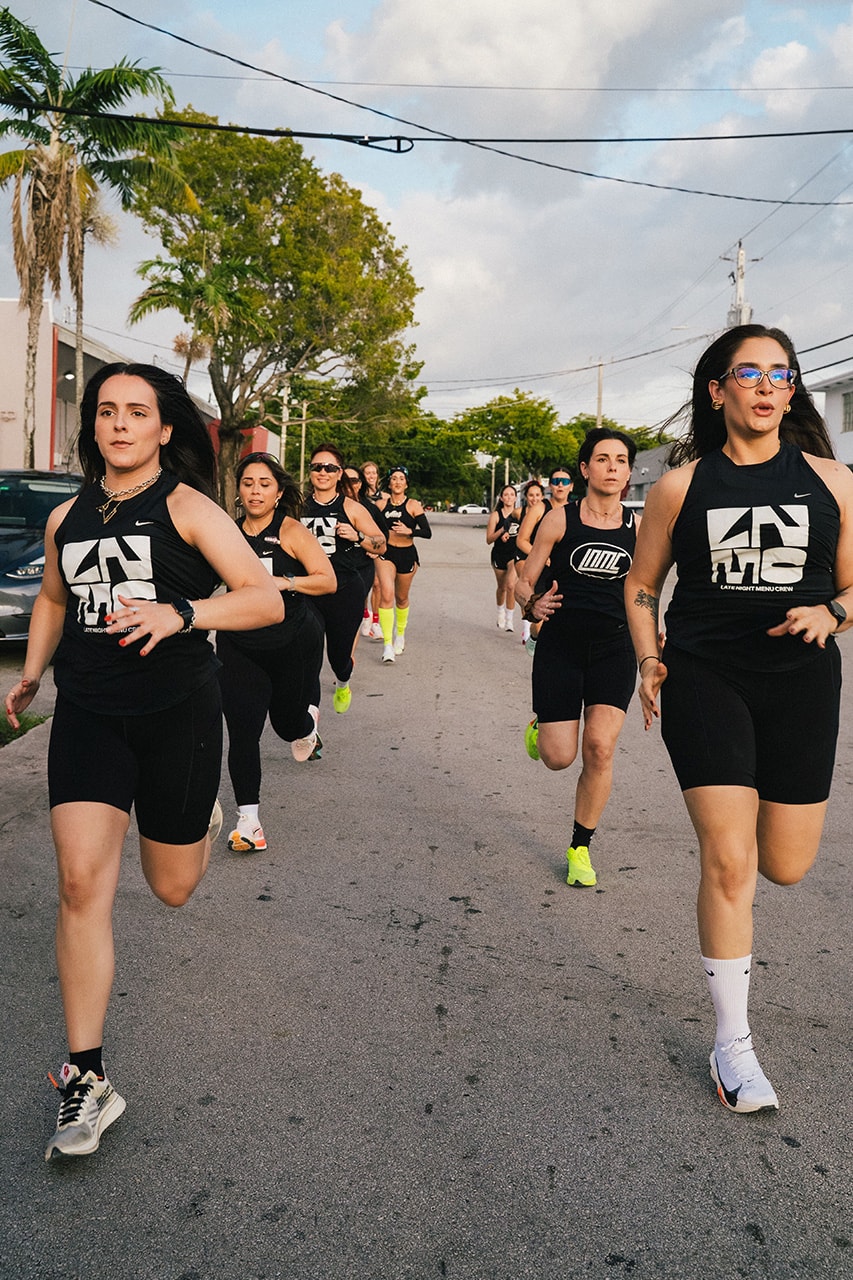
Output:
[0, 11, 188, 466]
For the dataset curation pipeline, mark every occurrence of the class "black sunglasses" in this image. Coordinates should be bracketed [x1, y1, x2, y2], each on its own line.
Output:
[310, 462, 342, 473]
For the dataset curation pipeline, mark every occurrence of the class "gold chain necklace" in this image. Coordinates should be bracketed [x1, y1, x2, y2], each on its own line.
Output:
[97, 469, 162, 524]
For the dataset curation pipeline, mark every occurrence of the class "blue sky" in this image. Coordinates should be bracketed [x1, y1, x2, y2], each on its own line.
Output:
[3, 0, 853, 429]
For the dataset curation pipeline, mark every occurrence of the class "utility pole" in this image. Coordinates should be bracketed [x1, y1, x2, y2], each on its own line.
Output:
[724, 241, 753, 328]
[279, 375, 291, 468]
[596, 362, 603, 428]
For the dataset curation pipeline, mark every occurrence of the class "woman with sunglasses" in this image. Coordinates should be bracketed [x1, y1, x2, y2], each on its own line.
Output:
[374, 465, 432, 663]
[218, 453, 336, 854]
[302, 444, 385, 711]
[515, 431, 637, 890]
[516, 467, 573, 654]
[626, 324, 853, 1114]
[486, 484, 522, 632]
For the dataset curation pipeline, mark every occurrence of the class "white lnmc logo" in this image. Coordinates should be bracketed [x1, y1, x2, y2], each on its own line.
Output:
[707, 504, 808, 586]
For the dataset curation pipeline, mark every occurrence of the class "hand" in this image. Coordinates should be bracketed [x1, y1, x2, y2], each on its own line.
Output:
[105, 594, 186, 656]
[531, 580, 563, 621]
[338, 524, 359, 543]
[766, 604, 837, 649]
[391, 521, 410, 537]
[5, 674, 40, 729]
[637, 658, 667, 730]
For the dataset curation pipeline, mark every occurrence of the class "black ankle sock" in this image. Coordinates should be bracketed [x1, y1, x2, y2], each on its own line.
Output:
[572, 822, 596, 849]
[70, 1047, 104, 1080]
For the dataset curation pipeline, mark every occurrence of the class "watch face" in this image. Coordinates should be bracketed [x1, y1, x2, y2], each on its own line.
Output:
[829, 600, 847, 624]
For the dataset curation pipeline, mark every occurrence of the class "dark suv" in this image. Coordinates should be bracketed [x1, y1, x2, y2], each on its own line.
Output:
[0, 470, 81, 641]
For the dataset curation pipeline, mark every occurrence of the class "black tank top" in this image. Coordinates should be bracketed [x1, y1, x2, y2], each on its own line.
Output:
[379, 496, 418, 535]
[230, 507, 308, 650]
[547, 501, 635, 627]
[52, 471, 220, 714]
[666, 443, 839, 670]
[494, 506, 520, 553]
[301, 492, 360, 576]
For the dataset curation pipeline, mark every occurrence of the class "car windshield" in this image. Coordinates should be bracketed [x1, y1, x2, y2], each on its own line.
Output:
[0, 475, 80, 528]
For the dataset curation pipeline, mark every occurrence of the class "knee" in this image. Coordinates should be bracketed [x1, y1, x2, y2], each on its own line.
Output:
[149, 876, 199, 909]
[57, 865, 102, 912]
[700, 852, 756, 903]
[539, 743, 576, 771]
[759, 857, 811, 887]
[581, 736, 615, 773]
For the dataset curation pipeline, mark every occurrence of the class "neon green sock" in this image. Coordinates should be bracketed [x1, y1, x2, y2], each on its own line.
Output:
[395, 605, 409, 636]
[378, 607, 394, 643]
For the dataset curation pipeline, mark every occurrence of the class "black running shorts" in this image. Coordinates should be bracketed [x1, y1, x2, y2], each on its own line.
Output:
[659, 643, 841, 804]
[382, 543, 419, 574]
[48, 678, 223, 844]
[532, 613, 636, 723]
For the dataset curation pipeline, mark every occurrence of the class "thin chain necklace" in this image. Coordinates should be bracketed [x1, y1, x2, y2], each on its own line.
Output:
[583, 498, 621, 520]
[97, 468, 162, 524]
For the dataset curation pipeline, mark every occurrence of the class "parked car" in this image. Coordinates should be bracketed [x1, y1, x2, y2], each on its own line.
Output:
[457, 503, 490, 515]
[0, 470, 82, 641]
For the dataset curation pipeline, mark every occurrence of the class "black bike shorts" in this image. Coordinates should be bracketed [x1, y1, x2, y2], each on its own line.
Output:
[532, 614, 636, 723]
[660, 643, 841, 804]
[48, 678, 222, 844]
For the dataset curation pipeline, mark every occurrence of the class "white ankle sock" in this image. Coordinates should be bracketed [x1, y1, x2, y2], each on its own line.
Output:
[701, 953, 752, 1047]
[238, 804, 260, 824]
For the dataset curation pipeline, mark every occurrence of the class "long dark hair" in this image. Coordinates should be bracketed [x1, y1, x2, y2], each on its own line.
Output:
[235, 451, 304, 519]
[493, 484, 517, 513]
[78, 363, 217, 498]
[667, 325, 833, 466]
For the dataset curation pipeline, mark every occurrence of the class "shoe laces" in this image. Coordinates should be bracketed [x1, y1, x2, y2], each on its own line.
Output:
[55, 1073, 94, 1124]
[718, 1035, 760, 1079]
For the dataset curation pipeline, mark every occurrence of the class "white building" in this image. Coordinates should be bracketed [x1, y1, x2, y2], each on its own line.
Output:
[808, 369, 853, 469]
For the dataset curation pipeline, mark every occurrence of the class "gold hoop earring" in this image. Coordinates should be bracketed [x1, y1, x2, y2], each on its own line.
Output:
[711, 400, 723, 410]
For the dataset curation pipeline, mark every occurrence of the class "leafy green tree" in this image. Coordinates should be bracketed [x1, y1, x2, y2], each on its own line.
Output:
[453, 389, 570, 479]
[131, 109, 421, 509]
[0, 9, 184, 465]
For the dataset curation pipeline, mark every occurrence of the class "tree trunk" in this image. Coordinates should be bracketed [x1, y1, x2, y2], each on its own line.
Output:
[22, 293, 42, 468]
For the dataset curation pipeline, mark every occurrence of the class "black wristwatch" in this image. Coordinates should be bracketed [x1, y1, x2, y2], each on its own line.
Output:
[171, 598, 196, 633]
[825, 598, 846, 630]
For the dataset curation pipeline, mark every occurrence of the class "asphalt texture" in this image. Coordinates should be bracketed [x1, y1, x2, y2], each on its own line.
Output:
[0, 513, 851, 1280]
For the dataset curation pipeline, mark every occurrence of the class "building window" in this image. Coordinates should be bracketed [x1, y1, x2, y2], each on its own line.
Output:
[844, 392, 853, 433]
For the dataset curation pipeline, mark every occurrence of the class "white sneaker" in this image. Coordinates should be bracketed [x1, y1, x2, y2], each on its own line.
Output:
[227, 813, 267, 853]
[208, 799, 223, 843]
[394, 633, 406, 655]
[291, 709, 319, 762]
[505, 612, 514, 633]
[497, 606, 506, 629]
[45, 1064, 126, 1160]
[369, 620, 383, 640]
[710, 1035, 779, 1113]
[360, 614, 372, 637]
[382, 643, 395, 663]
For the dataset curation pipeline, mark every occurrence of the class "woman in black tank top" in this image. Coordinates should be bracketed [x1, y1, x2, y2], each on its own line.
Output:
[626, 324, 853, 1115]
[218, 453, 336, 853]
[374, 465, 432, 663]
[3, 363, 283, 1161]
[514, 437, 637, 892]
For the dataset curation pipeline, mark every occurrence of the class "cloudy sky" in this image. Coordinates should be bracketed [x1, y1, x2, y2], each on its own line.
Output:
[3, 0, 853, 430]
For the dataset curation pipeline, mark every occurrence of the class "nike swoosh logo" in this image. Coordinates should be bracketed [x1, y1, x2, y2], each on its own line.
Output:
[714, 1056, 742, 1108]
[793, 493, 811, 498]
[135, 520, 154, 526]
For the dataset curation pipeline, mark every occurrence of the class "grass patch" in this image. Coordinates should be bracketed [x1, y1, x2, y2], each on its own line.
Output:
[0, 712, 49, 747]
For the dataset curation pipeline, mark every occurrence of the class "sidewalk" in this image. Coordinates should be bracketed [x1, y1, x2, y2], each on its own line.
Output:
[0, 515, 850, 1280]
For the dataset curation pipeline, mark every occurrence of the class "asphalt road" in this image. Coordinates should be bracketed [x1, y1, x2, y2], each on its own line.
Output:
[1, 513, 850, 1280]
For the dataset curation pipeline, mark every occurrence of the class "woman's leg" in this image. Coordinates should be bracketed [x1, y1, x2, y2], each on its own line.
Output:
[219, 637, 271, 806]
[573, 703, 627, 829]
[51, 802, 128, 1053]
[493, 565, 507, 608]
[537, 719, 581, 772]
[139, 832, 212, 908]
[377, 558, 397, 649]
[685, 786, 760, 958]
[757, 799, 828, 885]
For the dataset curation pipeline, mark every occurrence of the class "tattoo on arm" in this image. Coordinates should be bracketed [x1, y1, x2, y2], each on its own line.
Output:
[367, 534, 384, 552]
[633, 589, 659, 623]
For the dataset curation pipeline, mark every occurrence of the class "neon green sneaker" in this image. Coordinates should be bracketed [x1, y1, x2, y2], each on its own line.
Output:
[567, 845, 597, 887]
[333, 684, 352, 714]
[524, 718, 540, 761]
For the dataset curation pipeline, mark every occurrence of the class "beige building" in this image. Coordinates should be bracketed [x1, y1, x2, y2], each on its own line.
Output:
[0, 298, 230, 472]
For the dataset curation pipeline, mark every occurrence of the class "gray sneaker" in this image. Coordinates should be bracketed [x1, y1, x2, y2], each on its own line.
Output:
[45, 1063, 126, 1160]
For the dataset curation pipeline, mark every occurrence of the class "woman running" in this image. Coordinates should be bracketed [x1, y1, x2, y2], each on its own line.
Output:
[374, 465, 432, 663]
[626, 324, 853, 1113]
[486, 484, 521, 632]
[360, 460, 387, 638]
[343, 465, 384, 653]
[515, 481, 544, 645]
[4, 363, 282, 1161]
[516, 467, 573, 655]
[218, 452, 336, 854]
[515, 431, 637, 888]
[301, 443, 385, 712]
